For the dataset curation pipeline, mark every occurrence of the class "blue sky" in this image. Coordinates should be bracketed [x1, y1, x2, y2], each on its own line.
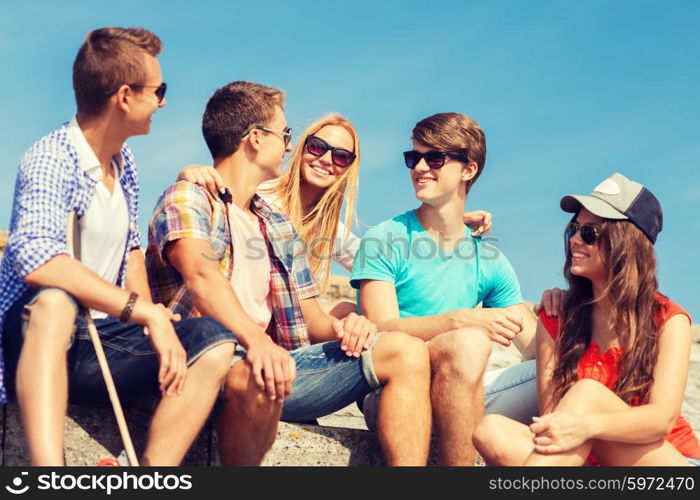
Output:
[1, 1, 698, 318]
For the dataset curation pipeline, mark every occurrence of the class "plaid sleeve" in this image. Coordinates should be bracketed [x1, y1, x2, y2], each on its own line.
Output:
[150, 181, 214, 260]
[290, 231, 319, 300]
[10, 147, 71, 278]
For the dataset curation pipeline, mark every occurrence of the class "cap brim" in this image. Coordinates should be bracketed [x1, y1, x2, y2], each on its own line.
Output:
[560, 194, 629, 220]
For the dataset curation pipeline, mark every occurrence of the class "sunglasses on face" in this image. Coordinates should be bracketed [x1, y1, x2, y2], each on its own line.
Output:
[566, 222, 601, 245]
[403, 150, 469, 169]
[254, 125, 293, 146]
[104, 82, 168, 104]
[304, 135, 356, 168]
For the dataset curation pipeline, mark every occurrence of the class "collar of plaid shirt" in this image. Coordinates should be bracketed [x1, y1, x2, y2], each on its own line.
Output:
[227, 192, 314, 351]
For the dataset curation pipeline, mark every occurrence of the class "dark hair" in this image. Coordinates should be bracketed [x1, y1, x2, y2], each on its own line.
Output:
[412, 112, 487, 195]
[551, 216, 662, 406]
[73, 27, 162, 117]
[202, 81, 285, 160]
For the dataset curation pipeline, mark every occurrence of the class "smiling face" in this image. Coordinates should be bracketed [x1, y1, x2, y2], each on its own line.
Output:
[300, 124, 355, 191]
[125, 53, 166, 137]
[568, 207, 606, 283]
[410, 139, 474, 206]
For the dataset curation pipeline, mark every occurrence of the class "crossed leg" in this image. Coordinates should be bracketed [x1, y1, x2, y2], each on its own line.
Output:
[474, 379, 691, 466]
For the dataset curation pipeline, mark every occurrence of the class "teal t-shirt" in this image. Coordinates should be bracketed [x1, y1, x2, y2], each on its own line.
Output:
[350, 210, 523, 317]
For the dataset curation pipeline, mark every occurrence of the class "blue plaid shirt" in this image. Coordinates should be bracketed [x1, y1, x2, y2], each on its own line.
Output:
[0, 122, 141, 403]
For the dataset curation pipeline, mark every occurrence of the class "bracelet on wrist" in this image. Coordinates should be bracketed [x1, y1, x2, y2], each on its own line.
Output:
[119, 292, 139, 323]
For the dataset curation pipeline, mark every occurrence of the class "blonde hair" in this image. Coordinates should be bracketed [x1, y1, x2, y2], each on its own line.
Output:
[262, 113, 360, 292]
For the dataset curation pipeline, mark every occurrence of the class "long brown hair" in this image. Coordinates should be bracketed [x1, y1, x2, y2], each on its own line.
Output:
[260, 114, 360, 291]
[552, 216, 663, 405]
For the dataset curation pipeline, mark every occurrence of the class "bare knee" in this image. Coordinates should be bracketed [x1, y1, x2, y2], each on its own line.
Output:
[192, 342, 235, 381]
[222, 362, 279, 417]
[222, 362, 257, 401]
[24, 289, 77, 346]
[557, 379, 610, 412]
[372, 331, 430, 381]
[430, 328, 491, 385]
[567, 378, 607, 395]
[28, 289, 77, 322]
[473, 414, 527, 465]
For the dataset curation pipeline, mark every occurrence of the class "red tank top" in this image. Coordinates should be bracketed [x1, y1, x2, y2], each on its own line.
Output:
[539, 294, 700, 461]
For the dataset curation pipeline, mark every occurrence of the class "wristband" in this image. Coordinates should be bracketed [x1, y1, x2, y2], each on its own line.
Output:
[119, 292, 139, 323]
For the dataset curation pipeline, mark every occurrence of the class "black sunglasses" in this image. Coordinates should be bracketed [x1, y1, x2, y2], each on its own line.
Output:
[104, 82, 168, 104]
[403, 150, 469, 169]
[254, 125, 293, 146]
[566, 222, 601, 245]
[304, 135, 356, 167]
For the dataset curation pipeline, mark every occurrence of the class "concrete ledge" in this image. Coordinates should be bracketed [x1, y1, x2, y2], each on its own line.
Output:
[261, 423, 385, 466]
[1, 403, 385, 466]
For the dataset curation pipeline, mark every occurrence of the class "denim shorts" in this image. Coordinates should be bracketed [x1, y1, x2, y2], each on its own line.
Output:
[2, 287, 236, 404]
[483, 359, 538, 423]
[360, 358, 538, 431]
[231, 334, 383, 423]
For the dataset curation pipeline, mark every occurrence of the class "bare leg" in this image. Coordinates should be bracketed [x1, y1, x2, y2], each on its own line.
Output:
[216, 361, 283, 466]
[15, 290, 77, 465]
[320, 300, 356, 320]
[525, 379, 690, 466]
[141, 342, 234, 465]
[428, 328, 492, 465]
[473, 414, 535, 465]
[594, 438, 691, 466]
[371, 332, 431, 465]
[523, 380, 599, 466]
